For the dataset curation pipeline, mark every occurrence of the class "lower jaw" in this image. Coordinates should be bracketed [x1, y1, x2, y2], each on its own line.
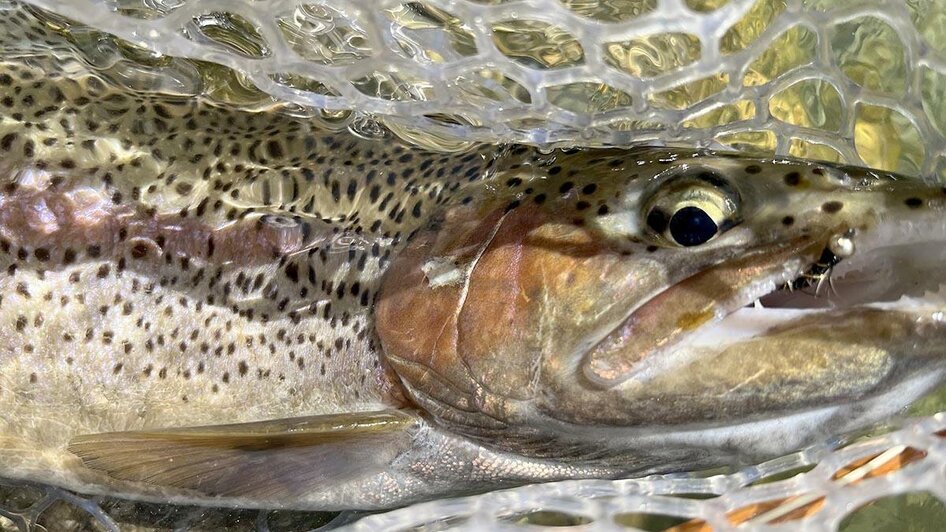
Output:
[608, 367, 945, 467]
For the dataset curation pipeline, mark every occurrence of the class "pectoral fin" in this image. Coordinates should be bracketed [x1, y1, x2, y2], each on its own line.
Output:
[68, 410, 417, 499]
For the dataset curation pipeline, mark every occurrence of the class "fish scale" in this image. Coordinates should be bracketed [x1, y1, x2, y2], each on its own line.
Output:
[0, 57, 503, 472]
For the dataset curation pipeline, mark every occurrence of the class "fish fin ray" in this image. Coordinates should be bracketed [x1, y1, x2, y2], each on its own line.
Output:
[68, 410, 417, 499]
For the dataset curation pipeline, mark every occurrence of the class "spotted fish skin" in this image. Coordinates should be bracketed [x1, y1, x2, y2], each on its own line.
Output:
[0, 52, 514, 474]
[4, 4, 946, 513]
[0, 8, 593, 509]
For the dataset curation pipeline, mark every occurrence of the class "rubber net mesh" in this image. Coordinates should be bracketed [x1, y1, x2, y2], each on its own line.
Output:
[1, 0, 946, 530]
[17, 0, 946, 174]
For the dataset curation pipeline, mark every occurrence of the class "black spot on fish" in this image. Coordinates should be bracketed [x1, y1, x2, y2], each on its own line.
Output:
[784, 172, 801, 186]
[0, 133, 14, 151]
[131, 243, 148, 259]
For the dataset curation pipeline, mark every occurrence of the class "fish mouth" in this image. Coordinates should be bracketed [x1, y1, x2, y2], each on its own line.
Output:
[699, 215, 946, 345]
[756, 218, 946, 313]
[585, 213, 946, 388]
[543, 212, 946, 461]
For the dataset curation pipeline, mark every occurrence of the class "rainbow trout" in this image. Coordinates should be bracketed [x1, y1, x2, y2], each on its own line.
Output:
[1, 61, 945, 511]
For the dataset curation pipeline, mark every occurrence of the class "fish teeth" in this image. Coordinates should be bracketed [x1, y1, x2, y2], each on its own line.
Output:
[745, 298, 765, 309]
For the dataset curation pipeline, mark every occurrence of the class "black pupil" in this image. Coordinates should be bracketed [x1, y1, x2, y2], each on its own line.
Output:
[668, 206, 718, 246]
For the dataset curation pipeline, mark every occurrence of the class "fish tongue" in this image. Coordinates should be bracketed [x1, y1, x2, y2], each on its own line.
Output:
[582, 237, 823, 387]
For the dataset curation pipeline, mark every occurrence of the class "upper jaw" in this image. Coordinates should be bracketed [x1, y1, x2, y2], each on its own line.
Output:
[588, 211, 946, 389]
[753, 213, 946, 315]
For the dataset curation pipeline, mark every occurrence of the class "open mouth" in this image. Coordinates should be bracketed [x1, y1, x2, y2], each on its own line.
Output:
[642, 214, 946, 396]
[748, 217, 946, 315]
[584, 213, 946, 387]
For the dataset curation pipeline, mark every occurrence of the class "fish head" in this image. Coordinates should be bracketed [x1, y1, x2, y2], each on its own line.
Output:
[376, 149, 946, 459]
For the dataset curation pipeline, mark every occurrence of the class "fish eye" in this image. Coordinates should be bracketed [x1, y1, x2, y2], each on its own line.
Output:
[668, 205, 717, 246]
[643, 172, 740, 247]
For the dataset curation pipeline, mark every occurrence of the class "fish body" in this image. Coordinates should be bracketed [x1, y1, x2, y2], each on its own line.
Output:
[2, 54, 946, 510]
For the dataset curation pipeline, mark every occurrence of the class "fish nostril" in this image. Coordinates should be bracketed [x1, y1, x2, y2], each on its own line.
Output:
[904, 197, 924, 209]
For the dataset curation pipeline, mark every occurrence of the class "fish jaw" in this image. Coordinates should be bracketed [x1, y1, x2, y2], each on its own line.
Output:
[580, 234, 826, 387]
[376, 152, 946, 461]
[543, 187, 946, 436]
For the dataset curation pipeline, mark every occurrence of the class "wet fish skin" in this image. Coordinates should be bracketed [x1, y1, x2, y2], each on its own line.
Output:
[0, 57, 491, 502]
[377, 150, 946, 461]
[0, 53, 603, 508]
[1, 40, 946, 510]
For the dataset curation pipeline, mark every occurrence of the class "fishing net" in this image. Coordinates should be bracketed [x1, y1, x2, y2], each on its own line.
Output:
[1, 0, 946, 530]
[17, 0, 946, 175]
[349, 414, 946, 531]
